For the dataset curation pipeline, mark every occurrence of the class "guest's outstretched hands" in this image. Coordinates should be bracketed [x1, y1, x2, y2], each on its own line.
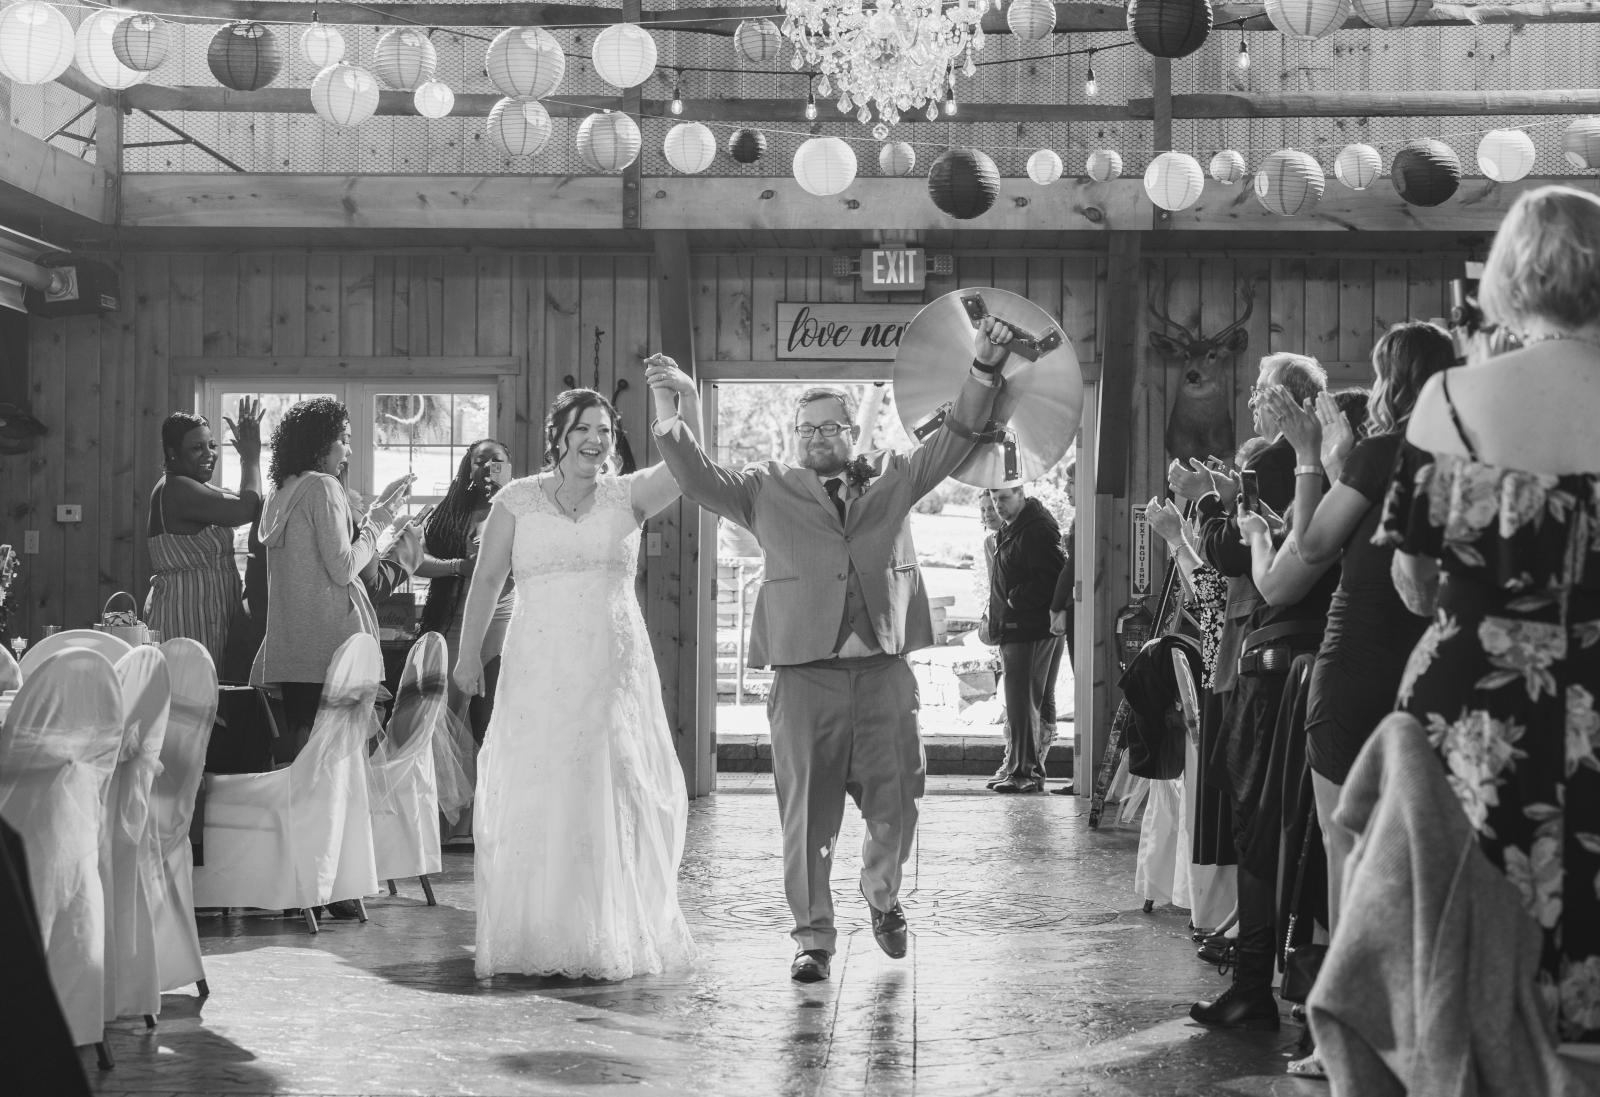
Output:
[974, 315, 1014, 368]
[1314, 391, 1355, 477]
[1146, 496, 1187, 547]
[1167, 457, 1213, 501]
[223, 395, 264, 463]
[645, 354, 695, 420]
[1264, 385, 1320, 463]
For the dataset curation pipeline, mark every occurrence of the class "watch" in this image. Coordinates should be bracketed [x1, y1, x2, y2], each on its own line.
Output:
[1294, 464, 1322, 477]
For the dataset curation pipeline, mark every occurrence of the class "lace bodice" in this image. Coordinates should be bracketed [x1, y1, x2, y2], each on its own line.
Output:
[494, 473, 640, 583]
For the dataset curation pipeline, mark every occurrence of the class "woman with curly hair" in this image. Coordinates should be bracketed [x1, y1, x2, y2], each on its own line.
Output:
[249, 397, 411, 760]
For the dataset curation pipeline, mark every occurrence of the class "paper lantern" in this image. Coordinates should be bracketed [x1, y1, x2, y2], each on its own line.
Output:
[209, 22, 280, 91]
[373, 28, 437, 91]
[1145, 152, 1205, 211]
[75, 10, 147, 90]
[591, 23, 657, 90]
[310, 64, 379, 129]
[664, 122, 716, 174]
[112, 13, 170, 73]
[1478, 129, 1536, 182]
[880, 141, 916, 177]
[1253, 150, 1325, 215]
[300, 23, 345, 69]
[1126, 0, 1213, 59]
[488, 97, 554, 157]
[1265, 0, 1352, 38]
[1007, 0, 1057, 41]
[1391, 139, 1461, 206]
[729, 128, 767, 164]
[1027, 149, 1063, 185]
[1086, 149, 1123, 182]
[1333, 143, 1382, 190]
[734, 18, 782, 62]
[577, 111, 642, 172]
[1562, 119, 1600, 170]
[485, 26, 564, 100]
[928, 148, 1001, 220]
[1210, 149, 1246, 185]
[0, 2, 75, 86]
[792, 136, 857, 196]
[414, 79, 455, 120]
[1352, 0, 1431, 26]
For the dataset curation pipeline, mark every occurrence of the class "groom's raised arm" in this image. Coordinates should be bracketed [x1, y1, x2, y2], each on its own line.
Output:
[652, 415, 762, 530]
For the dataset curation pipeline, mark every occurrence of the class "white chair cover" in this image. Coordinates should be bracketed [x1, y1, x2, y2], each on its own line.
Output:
[149, 639, 217, 994]
[18, 630, 132, 682]
[1172, 650, 1236, 929]
[0, 648, 124, 1045]
[102, 647, 171, 1022]
[193, 634, 381, 910]
[369, 633, 452, 881]
[0, 642, 20, 691]
[1133, 649, 1199, 907]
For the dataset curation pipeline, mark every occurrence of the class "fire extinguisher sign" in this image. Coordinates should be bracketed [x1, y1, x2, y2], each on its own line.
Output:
[1131, 504, 1151, 595]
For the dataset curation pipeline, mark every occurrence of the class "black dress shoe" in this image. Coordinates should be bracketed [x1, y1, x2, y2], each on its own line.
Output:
[1049, 783, 1075, 796]
[993, 777, 1026, 793]
[1197, 940, 1237, 967]
[862, 889, 908, 959]
[984, 769, 1007, 789]
[791, 949, 831, 982]
[1189, 983, 1280, 1030]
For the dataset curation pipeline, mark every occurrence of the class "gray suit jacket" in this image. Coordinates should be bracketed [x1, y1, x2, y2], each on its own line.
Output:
[657, 386, 991, 668]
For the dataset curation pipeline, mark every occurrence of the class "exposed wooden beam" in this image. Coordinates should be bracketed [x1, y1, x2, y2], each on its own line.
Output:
[1096, 231, 1140, 499]
[0, 113, 109, 225]
[1131, 89, 1600, 118]
[96, 98, 122, 224]
[168, 355, 522, 375]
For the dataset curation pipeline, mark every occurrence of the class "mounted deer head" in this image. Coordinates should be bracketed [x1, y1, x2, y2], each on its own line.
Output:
[1148, 280, 1256, 463]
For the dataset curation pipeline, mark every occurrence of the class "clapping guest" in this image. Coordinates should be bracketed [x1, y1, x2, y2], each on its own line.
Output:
[145, 400, 263, 667]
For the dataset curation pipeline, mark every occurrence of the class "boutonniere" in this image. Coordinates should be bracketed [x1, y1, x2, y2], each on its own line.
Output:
[846, 454, 876, 490]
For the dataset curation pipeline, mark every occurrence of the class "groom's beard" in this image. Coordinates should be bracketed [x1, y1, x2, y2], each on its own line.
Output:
[801, 445, 850, 477]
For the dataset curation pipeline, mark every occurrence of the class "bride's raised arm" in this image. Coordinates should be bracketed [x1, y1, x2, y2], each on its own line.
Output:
[450, 500, 514, 697]
[629, 355, 703, 523]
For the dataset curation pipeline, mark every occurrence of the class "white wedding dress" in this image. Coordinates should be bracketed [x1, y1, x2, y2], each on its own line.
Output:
[473, 473, 696, 979]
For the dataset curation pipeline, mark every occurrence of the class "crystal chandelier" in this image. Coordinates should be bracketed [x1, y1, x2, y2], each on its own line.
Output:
[782, 0, 993, 127]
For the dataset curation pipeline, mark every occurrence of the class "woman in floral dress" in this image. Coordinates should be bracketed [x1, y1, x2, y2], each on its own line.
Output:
[1379, 185, 1600, 1042]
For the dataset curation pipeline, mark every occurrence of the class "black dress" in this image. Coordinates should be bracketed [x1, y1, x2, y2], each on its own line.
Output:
[1380, 405, 1600, 1042]
[1305, 432, 1430, 786]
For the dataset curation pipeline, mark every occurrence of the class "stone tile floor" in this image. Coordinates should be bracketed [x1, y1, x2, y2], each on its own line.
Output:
[89, 775, 1318, 1096]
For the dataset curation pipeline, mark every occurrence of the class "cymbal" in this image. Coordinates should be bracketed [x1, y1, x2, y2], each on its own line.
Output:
[894, 287, 1083, 488]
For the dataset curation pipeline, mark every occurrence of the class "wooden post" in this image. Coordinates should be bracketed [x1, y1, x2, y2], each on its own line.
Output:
[620, 0, 642, 230]
[96, 98, 123, 225]
[1150, 58, 1172, 232]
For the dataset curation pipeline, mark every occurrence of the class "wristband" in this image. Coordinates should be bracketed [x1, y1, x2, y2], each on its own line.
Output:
[452, 559, 461, 577]
[969, 356, 1000, 375]
[1294, 464, 1321, 477]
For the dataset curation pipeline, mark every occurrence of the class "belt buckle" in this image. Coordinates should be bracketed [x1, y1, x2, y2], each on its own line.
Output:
[1258, 645, 1289, 674]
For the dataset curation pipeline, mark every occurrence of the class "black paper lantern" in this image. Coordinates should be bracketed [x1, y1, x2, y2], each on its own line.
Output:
[1391, 138, 1461, 207]
[927, 148, 1000, 220]
[728, 128, 766, 165]
[1126, 0, 1213, 59]
[208, 22, 281, 92]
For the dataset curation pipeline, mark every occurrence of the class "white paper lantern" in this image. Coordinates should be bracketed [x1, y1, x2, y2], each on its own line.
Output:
[664, 122, 716, 174]
[414, 79, 455, 119]
[577, 111, 642, 171]
[1027, 148, 1063, 185]
[300, 23, 345, 69]
[75, 9, 147, 90]
[879, 141, 916, 176]
[310, 63, 380, 129]
[1007, 0, 1057, 40]
[734, 19, 782, 63]
[793, 136, 858, 196]
[373, 28, 436, 91]
[1210, 149, 1246, 185]
[112, 13, 170, 73]
[488, 97, 553, 157]
[1265, 0, 1352, 38]
[0, 2, 76, 86]
[1477, 129, 1536, 182]
[1333, 143, 1382, 190]
[486, 26, 564, 100]
[591, 23, 657, 90]
[1254, 150, 1326, 215]
[1352, 0, 1431, 26]
[1562, 119, 1600, 170]
[1145, 152, 1205, 211]
[1086, 149, 1123, 182]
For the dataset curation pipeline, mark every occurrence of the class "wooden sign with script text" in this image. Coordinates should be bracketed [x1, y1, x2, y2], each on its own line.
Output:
[776, 302, 922, 361]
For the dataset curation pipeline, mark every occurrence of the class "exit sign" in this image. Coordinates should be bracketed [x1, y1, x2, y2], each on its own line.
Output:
[861, 248, 925, 291]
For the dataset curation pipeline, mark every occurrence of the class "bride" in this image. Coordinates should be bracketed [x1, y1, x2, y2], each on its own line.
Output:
[452, 375, 700, 979]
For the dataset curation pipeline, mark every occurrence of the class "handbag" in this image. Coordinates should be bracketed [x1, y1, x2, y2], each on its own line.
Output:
[100, 591, 149, 647]
[1280, 797, 1328, 1004]
[977, 612, 996, 646]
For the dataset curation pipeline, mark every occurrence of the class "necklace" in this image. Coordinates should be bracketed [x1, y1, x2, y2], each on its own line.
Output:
[1521, 330, 1600, 352]
[551, 477, 597, 514]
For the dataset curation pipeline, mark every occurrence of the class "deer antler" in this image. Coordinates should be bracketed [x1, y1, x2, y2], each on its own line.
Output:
[1209, 280, 1257, 343]
[1147, 276, 1196, 340]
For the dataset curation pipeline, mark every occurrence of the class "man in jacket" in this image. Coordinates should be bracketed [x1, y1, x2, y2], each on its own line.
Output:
[985, 485, 1066, 793]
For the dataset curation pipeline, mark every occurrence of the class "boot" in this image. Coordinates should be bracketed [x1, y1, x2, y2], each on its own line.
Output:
[1190, 949, 1279, 1031]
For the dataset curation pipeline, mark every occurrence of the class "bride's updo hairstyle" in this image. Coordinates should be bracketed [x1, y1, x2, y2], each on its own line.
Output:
[543, 388, 621, 471]
[1479, 185, 1600, 334]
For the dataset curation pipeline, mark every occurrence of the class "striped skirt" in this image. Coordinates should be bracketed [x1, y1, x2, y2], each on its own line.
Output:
[145, 524, 242, 670]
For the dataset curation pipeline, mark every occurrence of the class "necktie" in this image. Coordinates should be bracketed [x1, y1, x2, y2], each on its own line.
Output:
[824, 477, 847, 525]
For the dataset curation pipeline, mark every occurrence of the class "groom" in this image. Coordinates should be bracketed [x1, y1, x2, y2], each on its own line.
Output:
[646, 318, 1016, 982]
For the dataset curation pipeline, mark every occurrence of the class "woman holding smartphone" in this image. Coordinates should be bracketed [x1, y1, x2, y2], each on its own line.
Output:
[417, 440, 514, 740]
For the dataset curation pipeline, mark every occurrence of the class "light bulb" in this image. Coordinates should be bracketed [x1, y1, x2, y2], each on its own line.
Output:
[1237, 39, 1251, 71]
[805, 95, 818, 121]
[1085, 67, 1098, 98]
[670, 90, 683, 115]
[944, 96, 957, 116]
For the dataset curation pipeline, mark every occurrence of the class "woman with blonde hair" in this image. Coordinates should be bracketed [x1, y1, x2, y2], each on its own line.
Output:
[1379, 185, 1600, 1043]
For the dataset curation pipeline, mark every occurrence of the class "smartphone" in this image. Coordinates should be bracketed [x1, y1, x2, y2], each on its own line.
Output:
[407, 503, 437, 528]
[1238, 469, 1259, 515]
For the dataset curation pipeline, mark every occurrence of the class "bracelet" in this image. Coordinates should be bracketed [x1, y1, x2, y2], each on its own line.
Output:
[451, 559, 461, 577]
[1294, 464, 1322, 477]
[968, 356, 1000, 375]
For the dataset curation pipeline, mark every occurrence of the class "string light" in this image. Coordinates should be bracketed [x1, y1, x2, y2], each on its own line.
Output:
[944, 93, 957, 116]
[805, 84, 817, 120]
[670, 70, 683, 115]
[1237, 33, 1250, 71]
[1084, 49, 1097, 98]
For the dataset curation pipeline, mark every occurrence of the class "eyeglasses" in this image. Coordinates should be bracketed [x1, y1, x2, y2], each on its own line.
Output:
[794, 422, 851, 439]
[1248, 390, 1267, 408]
